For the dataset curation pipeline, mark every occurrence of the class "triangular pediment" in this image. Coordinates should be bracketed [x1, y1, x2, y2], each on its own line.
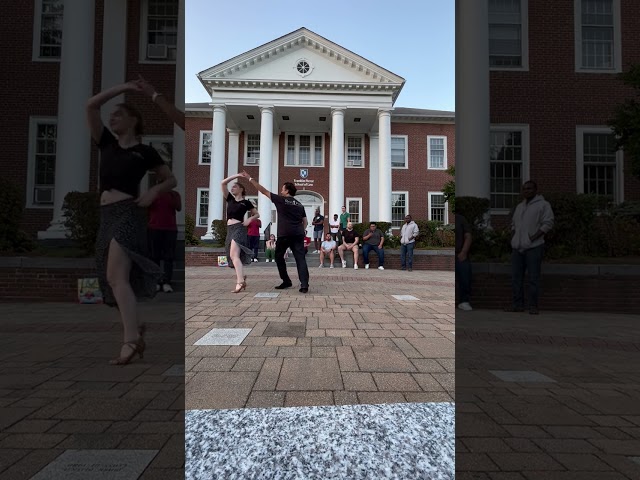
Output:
[198, 28, 405, 97]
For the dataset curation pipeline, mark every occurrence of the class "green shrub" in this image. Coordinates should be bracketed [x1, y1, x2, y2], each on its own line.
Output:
[210, 219, 227, 247]
[62, 191, 100, 254]
[185, 214, 199, 246]
[455, 196, 490, 228]
[544, 193, 600, 257]
[0, 178, 35, 253]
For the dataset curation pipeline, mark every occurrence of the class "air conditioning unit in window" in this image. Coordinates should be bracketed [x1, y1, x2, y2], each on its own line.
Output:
[351, 160, 362, 167]
[147, 44, 168, 59]
[34, 187, 54, 205]
[246, 157, 259, 165]
[199, 217, 208, 226]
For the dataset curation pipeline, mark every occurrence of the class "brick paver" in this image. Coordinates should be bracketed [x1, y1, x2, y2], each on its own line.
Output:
[185, 265, 455, 409]
[457, 309, 640, 478]
[0, 299, 184, 478]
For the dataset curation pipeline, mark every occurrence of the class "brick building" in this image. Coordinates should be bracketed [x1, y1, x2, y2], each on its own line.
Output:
[456, 0, 640, 217]
[186, 28, 455, 239]
[2, 0, 184, 238]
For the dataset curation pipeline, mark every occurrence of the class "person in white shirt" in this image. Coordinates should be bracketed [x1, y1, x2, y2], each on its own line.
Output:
[318, 233, 337, 268]
[399, 214, 419, 271]
[329, 214, 340, 243]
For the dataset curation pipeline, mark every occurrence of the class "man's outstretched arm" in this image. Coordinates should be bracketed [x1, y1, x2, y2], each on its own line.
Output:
[240, 171, 271, 198]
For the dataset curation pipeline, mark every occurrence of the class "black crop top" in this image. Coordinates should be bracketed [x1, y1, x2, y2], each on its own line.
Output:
[226, 192, 255, 221]
[97, 128, 164, 196]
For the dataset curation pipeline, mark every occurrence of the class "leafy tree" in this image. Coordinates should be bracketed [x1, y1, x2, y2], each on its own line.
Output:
[442, 165, 455, 212]
[609, 64, 640, 179]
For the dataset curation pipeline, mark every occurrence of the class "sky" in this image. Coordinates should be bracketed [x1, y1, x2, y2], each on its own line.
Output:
[185, 0, 455, 111]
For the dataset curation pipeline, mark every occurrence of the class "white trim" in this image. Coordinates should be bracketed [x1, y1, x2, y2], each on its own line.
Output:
[32, 0, 63, 62]
[575, 125, 624, 203]
[198, 130, 212, 165]
[427, 135, 448, 170]
[197, 187, 210, 227]
[574, 0, 622, 73]
[139, 135, 173, 193]
[243, 132, 261, 166]
[391, 135, 409, 169]
[391, 191, 409, 228]
[345, 134, 365, 169]
[139, 0, 178, 65]
[282, 133, 325, 167]
[345, 197, 363, 225]
[428, 191, 449, 224]
[489, 0, 529, 71]
[489, 124, 530, 215]
[26, 116, 57, 209]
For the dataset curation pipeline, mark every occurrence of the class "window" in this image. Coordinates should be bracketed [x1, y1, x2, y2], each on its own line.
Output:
[346, 198, 362, 224]
[197, 188, 209, 226]
[141, 0, 178, 62]
[489, 0, 528, 69]
[284, 134, 324, 166]
[33, 0, 64, 60]
[141, 137, 172, 190]
[245, 134, 260, 165]
[577, 127, 623, 205]
[575, 0, 621, 72]
[27, 118, 57, 207]
[427, 136, 447, 170]
[429, 193, 448, 224]
[490, 126, 529, 211]
[392, 192, 408, 228]
[199, 131, 212, 164]
[346, 135, 364, 168]
[246, 196, 258, 219]
[391, 136, 408, 168]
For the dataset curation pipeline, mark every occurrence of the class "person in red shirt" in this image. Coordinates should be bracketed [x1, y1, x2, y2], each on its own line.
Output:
[247, 214, 262, 263]
[148, 188, 182, 292]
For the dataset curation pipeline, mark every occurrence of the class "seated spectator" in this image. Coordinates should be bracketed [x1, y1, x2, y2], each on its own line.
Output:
[362, 222, 385, 270]
[303, 236, 311, 254]
[318, 233, 337, 268]
[338, 222, 360, 269]
[264, 234, 276, 262]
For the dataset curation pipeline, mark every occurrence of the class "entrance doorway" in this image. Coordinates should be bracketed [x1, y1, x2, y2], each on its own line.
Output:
[295, 191, 324, 239]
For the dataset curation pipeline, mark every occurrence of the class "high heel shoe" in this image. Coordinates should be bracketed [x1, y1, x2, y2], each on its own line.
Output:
[109, 341, 144, 365]
[232, 281, 246, 293]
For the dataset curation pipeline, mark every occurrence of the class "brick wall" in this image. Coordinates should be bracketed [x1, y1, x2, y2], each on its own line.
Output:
[0, 267, 96, 302]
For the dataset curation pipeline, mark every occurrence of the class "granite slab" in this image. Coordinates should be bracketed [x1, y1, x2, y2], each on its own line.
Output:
[186, 402, 454, 479]
[194, 328, 252, 346]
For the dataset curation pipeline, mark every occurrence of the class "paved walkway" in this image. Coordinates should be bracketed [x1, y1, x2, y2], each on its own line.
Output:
[456, 309, 640, 479]
[0, 297, 184, 480]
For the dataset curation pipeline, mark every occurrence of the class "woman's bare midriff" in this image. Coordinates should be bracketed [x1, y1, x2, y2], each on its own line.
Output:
[101, 189, 134, 205]
[227, 219, 242, 226]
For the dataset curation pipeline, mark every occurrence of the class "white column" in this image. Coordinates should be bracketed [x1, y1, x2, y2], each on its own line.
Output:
[378, 109, 392, 223]
[329, 107, 345, 221]
[40, 0, 95, 239]
[369, 134, 379, 221]
[203, 105, 226, 239]
[99, 0, 127, 127]
[456, 0, 490, 199]
[227, 129, 240, 177]
[172, 0, 185, 236]
[269, 132, 279, 235]
[257, 106, 274, 231]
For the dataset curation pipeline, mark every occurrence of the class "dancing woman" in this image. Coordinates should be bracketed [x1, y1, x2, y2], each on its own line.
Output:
[221, 173, 259, 293]
[87, 81, 177, 365]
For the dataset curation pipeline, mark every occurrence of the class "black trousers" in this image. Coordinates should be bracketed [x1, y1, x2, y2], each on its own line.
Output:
[148, 229, 177, 284]
[274, 234, 309, 288]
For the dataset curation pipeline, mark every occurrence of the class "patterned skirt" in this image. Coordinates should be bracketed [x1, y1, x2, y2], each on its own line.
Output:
[95, 199, 163, 307]
[225, 222, 253, 269]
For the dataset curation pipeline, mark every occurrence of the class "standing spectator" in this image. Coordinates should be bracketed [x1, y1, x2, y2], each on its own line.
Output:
[148, 187, 181, 293]
[311, 208, 325, 253]
[338, 221, 360, 269]
[456, 213, 473, 311]
[241, 172, 310, 293]
[247, 214, 261, 263]
[319, 233, 337, 268]
[400, 214, 419, 271]
[508, 181, 554, 315]
[339, 206, 350, 244]
[362, 222, 385, 270]
[264, 234, 276, 262]
[329, 214, 340, 242]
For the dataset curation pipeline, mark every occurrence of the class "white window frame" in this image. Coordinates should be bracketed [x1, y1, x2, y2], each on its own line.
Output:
[26, 116, 57, 209]
[197, 188, 209, 227]
[139, 135, 173, 193]
[244, 133, 261, 166]
[139, 0, 178, 65]
[199, 130, 212, 165]
[489, 124, 530, 215]
[428, 192, 449, 224]
[345, 197, 362, 225]
[246, 195, 258, 217]
[488, 0, 529, 71]
[427, 135, 448, 170]
[345, 134, 365, 169]
[32, 0, 64, 62]
[391, 135, 409, 169]
[576, 126, 624, 203]
[283, 133, 325, 167]
[574, 0, 622, 73]
[391, 191, 409, 228]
